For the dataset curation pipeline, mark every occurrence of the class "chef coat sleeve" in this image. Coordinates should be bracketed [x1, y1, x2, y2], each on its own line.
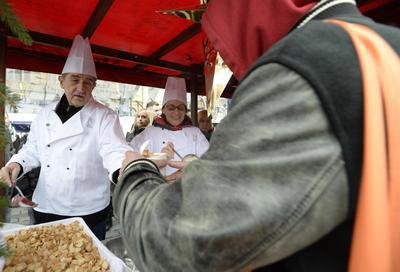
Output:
[98, 110, 132, 176]
[194, 128, 210, 157]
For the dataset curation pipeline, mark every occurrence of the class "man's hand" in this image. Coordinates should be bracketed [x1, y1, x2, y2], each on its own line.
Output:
[165, 160, 190, 184]
[152, 158, 169, 169]
[120, 151, 168, 171]
[165, 170, 183, 184]
[10, 195, 23, 208]
[0, 162, 21, 187]
[120, 151, 143, 173]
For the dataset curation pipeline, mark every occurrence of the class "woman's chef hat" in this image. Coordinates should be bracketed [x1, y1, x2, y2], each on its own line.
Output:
[162, 77, 187, 107]
[61, 35, 97, 78]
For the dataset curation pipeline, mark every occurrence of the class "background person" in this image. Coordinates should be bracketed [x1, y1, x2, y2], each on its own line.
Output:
[197, 109, 214, 141]
[145, 100, 161, 117]
[125, 109, 153, 142]
[0, 35, 131, 240]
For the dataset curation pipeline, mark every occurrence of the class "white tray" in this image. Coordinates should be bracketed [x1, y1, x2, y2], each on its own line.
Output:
[2, 217, 129, 272]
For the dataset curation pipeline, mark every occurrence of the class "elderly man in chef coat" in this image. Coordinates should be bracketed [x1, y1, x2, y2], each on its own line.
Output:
[0, 35, 131, 240]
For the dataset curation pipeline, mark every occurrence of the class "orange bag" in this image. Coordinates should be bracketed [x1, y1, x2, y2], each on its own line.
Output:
[327, 20, 400, 272]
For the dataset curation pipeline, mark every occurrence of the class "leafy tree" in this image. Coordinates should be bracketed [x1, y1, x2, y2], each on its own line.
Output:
[0, 0, 33, 252]
[0, 0, 32, 45]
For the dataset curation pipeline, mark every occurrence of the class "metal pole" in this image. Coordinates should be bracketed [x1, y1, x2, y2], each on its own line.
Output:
[189, 76, 198, 126]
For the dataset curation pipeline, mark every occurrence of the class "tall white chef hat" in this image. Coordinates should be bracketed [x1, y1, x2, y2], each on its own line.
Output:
[61, 35, 97, 78]
[162, 77, 187, 107]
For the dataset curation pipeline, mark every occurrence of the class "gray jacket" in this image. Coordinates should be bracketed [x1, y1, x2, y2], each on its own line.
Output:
[113, 63, 348, 272]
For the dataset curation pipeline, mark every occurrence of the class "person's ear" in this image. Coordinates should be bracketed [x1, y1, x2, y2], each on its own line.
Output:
[58, 75, 65, 89]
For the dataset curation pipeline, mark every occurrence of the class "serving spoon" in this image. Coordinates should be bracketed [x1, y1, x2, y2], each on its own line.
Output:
[10, 174, 38, 207]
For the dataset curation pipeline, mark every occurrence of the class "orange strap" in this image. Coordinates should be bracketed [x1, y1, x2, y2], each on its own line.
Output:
[327, 20, 400, 272]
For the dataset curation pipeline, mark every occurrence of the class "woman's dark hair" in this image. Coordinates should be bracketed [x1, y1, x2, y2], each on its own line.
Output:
[146, 100, 159, 108]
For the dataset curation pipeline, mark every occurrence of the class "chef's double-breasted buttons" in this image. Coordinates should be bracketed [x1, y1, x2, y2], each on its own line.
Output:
[67, 148, 72, 169]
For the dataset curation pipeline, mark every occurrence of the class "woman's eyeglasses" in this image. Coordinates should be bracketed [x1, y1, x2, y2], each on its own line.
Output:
[165, 104, 186, 112]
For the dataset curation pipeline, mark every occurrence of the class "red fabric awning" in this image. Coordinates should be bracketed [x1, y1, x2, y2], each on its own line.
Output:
[4, 0, 205, 90]
[2, 0, 400, 97]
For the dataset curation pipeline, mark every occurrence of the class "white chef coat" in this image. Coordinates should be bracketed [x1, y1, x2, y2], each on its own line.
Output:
[130, 126, 209, 175]
[8, 98, 132, 216]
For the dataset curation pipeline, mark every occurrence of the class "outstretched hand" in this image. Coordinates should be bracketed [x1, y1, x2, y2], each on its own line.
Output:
[0, 162, 21, 187]
[165, 160, 189, 184]
[120, 151, 143, 174]
[119, 151, 168, 179]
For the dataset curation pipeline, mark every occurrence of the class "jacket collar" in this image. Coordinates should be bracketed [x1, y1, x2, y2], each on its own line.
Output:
[46, 97, 97, 144]
[153, 115, 193, 131]
[295, 0, 357, 29]
[54, 94, 83, 123]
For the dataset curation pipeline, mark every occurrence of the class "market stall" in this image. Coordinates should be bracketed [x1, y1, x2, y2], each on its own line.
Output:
[0, 0, 399, 271]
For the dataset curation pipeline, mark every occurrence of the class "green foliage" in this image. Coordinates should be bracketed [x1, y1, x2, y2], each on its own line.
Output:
[0, 182, 9, 257]
[0, 0, 30, 259]
[0, 83, 21, 112]
[0, 183, 7, 224]
[0, 0, 32, 46]
[0, 83, 19, 151]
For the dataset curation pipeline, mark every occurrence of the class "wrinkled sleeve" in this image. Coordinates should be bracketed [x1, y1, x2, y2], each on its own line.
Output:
[194, 128, 209, 157]
[8, 115, 41, 173]
[98, 110, 132, 176]
[113, 63, 349, 272]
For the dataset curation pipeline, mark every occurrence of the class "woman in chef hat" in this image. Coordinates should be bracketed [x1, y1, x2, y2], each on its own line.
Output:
[129, 76, 209, 182]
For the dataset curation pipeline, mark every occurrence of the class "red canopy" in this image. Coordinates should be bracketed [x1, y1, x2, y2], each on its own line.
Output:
[2, 0, 400, 97]
[4, 0, 204, 90]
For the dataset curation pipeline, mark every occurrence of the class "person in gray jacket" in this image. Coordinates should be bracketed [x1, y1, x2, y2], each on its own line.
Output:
[113, 0, 400, 271]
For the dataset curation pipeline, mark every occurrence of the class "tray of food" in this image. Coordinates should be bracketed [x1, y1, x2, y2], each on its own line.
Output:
[2, 217, 129, 272]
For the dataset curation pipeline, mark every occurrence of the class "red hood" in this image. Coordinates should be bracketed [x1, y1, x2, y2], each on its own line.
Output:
[202, 0, 318, 80]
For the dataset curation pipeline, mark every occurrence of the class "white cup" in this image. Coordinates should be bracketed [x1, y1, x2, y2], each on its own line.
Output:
[148, 153, 168, 160]
[147, 153, 168, 175]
